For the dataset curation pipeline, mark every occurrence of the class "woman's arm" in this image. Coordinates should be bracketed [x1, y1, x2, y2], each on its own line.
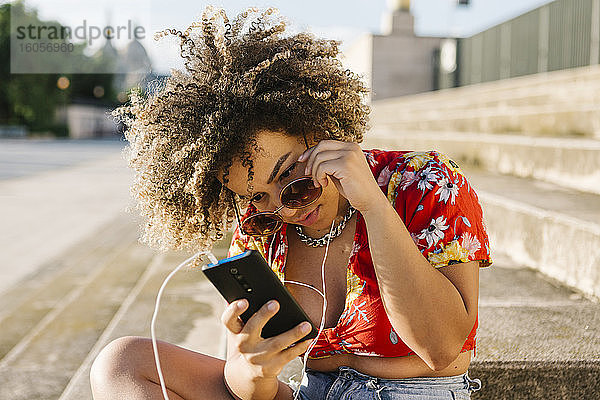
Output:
[360, 191, 479, 371]
[301, 142, 483, 371]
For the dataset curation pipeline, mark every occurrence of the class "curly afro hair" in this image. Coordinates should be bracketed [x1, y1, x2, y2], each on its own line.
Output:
[113, 5, 371, 256]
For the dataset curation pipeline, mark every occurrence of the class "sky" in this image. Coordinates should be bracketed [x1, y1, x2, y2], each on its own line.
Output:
[11, 0, 556, 75]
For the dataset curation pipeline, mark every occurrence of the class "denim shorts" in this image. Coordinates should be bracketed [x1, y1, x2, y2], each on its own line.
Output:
[291, 366, 482, 400]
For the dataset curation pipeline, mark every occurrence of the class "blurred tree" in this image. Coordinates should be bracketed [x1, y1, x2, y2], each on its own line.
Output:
[0, 0, 119, 137]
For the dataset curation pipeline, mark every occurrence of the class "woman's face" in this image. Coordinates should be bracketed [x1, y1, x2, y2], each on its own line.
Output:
[221, 129, 344, 235]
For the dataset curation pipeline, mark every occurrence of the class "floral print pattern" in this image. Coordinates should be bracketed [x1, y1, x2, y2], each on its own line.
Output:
[227, 148, 493, 359]
[418, 215, 450, 248]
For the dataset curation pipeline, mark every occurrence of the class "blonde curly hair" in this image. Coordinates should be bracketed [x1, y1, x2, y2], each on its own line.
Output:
[114, 6, 371, 255]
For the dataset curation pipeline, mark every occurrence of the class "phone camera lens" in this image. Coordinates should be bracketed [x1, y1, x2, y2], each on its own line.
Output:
[230, 268, 238, 275]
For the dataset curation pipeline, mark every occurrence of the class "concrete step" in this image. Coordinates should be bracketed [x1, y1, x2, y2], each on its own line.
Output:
[57, 233, 233, 400]
[0, 215, 155, 399]
[0, 213, 134, 360]
[277, 253, 600, 399]
[0, 204, 233, 400]
[471, 361, 600, 400]
[471, 252, 600, 400]
[0, 209, 232, 400]
[464, 168, 600, 300]
[371, 104, 600, 137]
[370, 65, 600, 138]
[373, 81, 600, 113]
[364, 131, 600, 195]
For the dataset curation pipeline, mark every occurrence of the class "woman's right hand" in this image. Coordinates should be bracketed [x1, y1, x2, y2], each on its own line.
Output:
[220, 299, 313, 399]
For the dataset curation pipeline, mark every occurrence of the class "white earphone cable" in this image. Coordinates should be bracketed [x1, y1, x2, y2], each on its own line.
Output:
[151, 217, 336, 400]
[285, 217, 335, 400]
[150, 250, 217, 400]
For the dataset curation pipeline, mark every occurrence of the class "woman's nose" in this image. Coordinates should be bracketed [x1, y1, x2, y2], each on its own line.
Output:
[270, 200, 295, 218]
[278, 205, 296, 218]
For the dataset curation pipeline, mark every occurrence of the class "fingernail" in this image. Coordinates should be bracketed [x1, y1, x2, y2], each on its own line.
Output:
[267, 300, 277, 311]
[237, 299, 247, 309]
[298, 153, 306, 161]
[299, 322, 311, 333]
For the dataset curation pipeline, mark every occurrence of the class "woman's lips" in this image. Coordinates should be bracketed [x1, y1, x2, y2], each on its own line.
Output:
[294, 205, 320, 226]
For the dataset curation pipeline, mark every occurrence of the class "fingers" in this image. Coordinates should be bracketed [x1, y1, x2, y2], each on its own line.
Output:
[307, 151, 346, 188]
[260, 323, 314, 366]
[299, 142, 357, 187]
[298, 139, 350, 162]
[221, 299, 248, 334]
[297, 140, 344, 166]
[265, 321, 313, 352]
[280, 338, 314, 363]
[241, 300, 280, 337]
[223, 299, 317, 366]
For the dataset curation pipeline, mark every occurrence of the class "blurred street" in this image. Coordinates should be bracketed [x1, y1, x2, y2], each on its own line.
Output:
[0, 138, 126, 180]
[0, 138, 132, 295]
[0, 138, 230, 399]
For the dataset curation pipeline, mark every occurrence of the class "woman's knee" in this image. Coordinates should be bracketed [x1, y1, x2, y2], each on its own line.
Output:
[90, 335, 231, 399]
[90, 336, 151, 386]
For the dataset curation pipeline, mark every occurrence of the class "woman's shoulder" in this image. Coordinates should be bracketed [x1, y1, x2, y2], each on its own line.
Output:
[362, 148, 462, 184]
[363, 147, 456, 163]
[362, 148, 493, 269]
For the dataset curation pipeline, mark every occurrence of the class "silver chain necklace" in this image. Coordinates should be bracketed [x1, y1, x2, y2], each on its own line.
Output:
[295, 205, 357, 247]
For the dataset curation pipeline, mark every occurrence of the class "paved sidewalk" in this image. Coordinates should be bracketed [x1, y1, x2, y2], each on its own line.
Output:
[0, 138, 126, 179]
[0, 139, 231, 399]
[0, 141, 133, 296]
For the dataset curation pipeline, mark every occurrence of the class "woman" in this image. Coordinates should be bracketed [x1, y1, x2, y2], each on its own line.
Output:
[91, 6, 492, 400]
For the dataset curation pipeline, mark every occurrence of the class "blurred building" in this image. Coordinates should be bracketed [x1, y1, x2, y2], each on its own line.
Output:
[60, 34, 159, 139]
[56, 99, 119, 139]
[344, 0, 442, 101]
[344, 0, 600, 100]
[438, 0, 600, 89]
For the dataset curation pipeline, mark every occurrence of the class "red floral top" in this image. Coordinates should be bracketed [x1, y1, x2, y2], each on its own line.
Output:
[227, 149, 493, 359]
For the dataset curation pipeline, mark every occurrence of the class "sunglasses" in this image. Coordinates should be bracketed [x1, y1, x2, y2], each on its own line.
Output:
[232, 176, 323, 237]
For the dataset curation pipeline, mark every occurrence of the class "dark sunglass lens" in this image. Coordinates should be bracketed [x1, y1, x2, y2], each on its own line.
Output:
[242, 214, 282, 236]
[281, 177, 322, 208]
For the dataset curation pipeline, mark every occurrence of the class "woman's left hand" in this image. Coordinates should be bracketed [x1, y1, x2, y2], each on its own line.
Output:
[298, 140, 385, 213]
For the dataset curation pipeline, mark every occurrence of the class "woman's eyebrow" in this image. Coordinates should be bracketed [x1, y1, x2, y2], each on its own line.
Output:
[266, 151, 292, 184]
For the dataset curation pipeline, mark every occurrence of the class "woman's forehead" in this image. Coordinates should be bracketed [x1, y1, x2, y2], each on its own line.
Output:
[223, 130, 304, 193]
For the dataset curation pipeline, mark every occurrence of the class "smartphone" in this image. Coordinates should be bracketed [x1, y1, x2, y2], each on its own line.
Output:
[202, 250, 318, 341]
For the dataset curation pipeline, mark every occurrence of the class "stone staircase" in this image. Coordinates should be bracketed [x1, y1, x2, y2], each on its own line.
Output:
[363, 65, 600, 399]
[0, 211, 231, 399]
[4, 208, 596, 400]
[2, 68, 599, 400]
[370, 64, 600, 138]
